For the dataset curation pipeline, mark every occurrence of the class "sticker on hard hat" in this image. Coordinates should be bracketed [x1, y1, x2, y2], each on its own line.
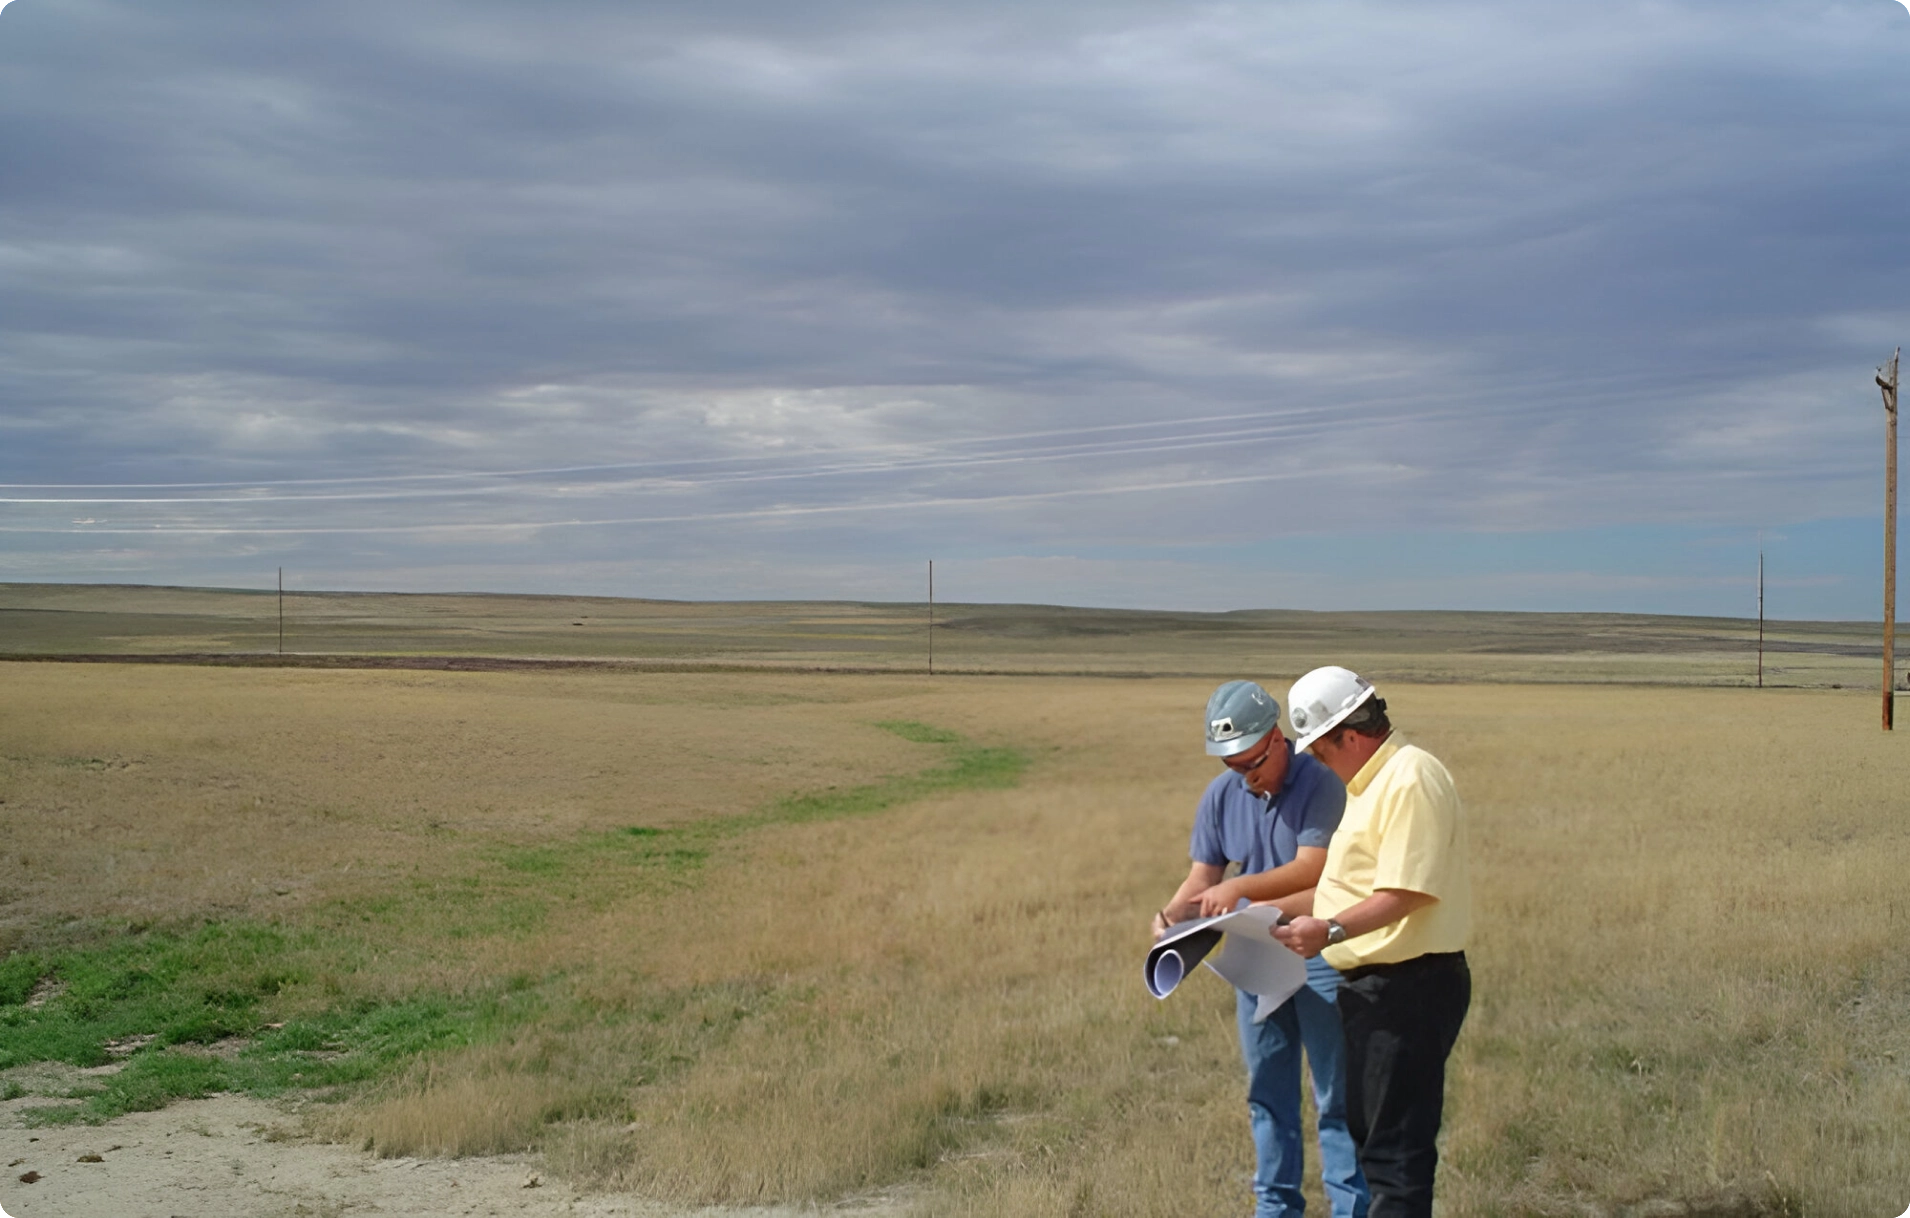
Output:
[1210, 717, 1239, 740]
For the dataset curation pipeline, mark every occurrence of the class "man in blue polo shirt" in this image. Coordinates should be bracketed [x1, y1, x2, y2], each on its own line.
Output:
[1153, 680, 1368, 1218]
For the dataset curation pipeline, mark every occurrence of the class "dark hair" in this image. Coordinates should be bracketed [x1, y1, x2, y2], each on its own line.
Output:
[1325, 696, 1390, 744]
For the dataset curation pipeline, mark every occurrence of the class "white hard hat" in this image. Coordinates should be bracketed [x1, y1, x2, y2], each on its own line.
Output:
[1287, 666, 1377, 753]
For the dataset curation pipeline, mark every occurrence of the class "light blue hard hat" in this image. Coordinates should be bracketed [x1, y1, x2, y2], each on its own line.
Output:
[1204, 680, 1280, 757]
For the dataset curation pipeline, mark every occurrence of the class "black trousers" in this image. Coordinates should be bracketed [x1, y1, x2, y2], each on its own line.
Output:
[1336, 951, 1471, 1218]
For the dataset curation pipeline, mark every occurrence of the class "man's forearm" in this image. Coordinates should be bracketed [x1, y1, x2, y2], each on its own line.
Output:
[1331, 889, 1436, 939]
[1271, 888, 1436, 957]
[1167, 877, 1208, 914]
[1262, 886, 1313, 919]
[1229, 853, 1324, 904]
[1164, 864, 1225, 919]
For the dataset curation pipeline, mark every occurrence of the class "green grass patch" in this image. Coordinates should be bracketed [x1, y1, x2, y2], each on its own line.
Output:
[0, 922, 302, 1069]
[19, 987, 553, 1125]
[750, 720, 1025, 829]
[0, 722, 1027, 1124]
[0, 949, 45, 1005]
[0, 916, 560, 1124]
[871, 720, 961, 745]
[494, 720, 1025, 875]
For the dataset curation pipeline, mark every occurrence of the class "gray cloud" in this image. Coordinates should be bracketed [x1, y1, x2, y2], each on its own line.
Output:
[2, 0, 1907, 612]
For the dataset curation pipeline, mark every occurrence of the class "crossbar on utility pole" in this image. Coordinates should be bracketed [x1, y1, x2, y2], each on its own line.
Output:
[1880, 348, 1899, 731]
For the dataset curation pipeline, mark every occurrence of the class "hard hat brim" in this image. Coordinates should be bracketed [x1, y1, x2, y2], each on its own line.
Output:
[1205, 727, 1272, 758]
[1291, 686, 1375, 754]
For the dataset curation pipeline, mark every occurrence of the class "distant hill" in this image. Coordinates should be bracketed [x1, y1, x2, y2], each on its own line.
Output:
[0, 581, 1897, 688]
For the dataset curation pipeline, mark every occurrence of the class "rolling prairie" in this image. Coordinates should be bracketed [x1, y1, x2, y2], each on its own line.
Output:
[3, 648, 1907, 1217]
[2, 580, 1901, 688]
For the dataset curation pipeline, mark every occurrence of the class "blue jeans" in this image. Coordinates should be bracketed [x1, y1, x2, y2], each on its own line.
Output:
[1236, 959, 1369, 1218]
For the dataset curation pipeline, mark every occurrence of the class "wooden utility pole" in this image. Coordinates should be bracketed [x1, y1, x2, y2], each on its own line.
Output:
[1880, 348, 1899, 731]
[278, 567, 285, 655]
[927, 560, 934, 676]
[1757, 547, 1764, 689]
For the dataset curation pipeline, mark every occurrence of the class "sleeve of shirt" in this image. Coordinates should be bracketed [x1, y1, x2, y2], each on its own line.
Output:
[1188, 777, 1230, 866]
[1370, 754, 1461, 899]
[1292, 766, 1346, 851]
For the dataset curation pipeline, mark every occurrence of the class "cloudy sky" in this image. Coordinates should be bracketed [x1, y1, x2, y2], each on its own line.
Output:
[3, 0, 1907, 616]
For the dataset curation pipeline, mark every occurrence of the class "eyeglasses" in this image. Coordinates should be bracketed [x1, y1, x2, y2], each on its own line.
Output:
[1222, 739, 1277, 773]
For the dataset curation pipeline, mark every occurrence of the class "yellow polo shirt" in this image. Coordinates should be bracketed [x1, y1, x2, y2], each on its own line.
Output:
[1316, 735, 1470, 969]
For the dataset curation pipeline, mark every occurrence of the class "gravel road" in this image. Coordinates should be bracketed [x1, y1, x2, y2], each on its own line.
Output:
[0, 1094, 909, 1218]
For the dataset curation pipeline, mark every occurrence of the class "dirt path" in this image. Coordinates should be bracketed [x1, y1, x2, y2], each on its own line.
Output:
[0, 1094, 910, 1218]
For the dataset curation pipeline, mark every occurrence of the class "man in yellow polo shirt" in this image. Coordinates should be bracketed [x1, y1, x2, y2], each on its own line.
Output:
[1271, 666, 1470, 1218]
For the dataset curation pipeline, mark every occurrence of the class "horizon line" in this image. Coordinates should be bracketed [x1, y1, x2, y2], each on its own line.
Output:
[0, 577, 1899, 629]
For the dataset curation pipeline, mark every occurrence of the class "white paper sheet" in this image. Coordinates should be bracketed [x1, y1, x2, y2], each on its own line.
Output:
[1144, 904, 1307, 1021]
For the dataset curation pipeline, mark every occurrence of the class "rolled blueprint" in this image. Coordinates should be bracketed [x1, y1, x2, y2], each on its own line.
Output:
[1145, 926, 1222, 998]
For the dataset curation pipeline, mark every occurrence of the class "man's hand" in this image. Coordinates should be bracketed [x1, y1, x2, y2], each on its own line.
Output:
[1277, 890, 1431, 954]
[1194, 880, 1244, 918]
[1153, 904, 1195, 939]
[1273, 916, 1330, 958]
[1159, 862, 1227, 939]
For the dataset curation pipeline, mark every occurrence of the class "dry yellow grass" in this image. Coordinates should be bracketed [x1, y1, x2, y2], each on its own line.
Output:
[0, 663, 934, 935]
[3, 662, 1907, 1216]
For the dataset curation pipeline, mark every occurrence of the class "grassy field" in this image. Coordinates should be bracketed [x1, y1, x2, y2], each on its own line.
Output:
[2, 656, 1907, 1216]
[3, 580, 1903, 688]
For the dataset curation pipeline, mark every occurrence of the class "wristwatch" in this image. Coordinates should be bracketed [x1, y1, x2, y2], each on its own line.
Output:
[1324, 919, 1348, 946]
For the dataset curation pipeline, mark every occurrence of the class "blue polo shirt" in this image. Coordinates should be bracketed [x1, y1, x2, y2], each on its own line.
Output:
[1189, 743, 1345, 878]
[1189, 742, 1347, 1000]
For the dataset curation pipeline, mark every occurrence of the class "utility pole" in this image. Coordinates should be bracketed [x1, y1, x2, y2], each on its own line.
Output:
[1757, 546, 1764, 690]
[927, 560, 934, 676]
[278, 566, 285, 656]
[1880, 348, 1899, 731]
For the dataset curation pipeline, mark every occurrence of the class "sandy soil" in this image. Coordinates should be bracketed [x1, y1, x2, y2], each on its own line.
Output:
[0, 1094, 910, 1218]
